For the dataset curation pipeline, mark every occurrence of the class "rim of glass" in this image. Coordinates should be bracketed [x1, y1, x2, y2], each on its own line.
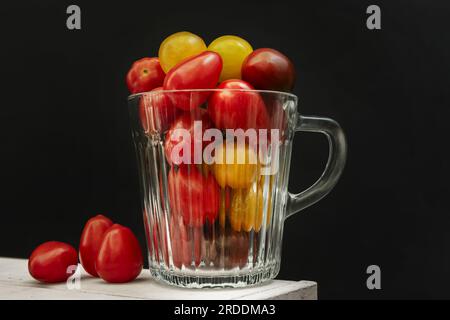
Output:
[128, 88, 298, 101]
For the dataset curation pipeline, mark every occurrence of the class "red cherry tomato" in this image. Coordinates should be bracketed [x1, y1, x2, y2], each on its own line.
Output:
[153, 219, 169, 264]
[191, 227, 203, 267]
[28, 241, 78, 283]
[163, 51, 222, 110]
[95, 224, 143, 283]
[139, 87, 180, 133]
[169, 215, 190, 268]
[241, 48, 296, 92]
[144, 210, 169, 264]
[79, 214, 113, 277]
[168, 165, 219, 227]
[208, 79, 269, 130]
[169, 215, 203, 268]
[164, 110, 213, 166]
[126, 57, 165, 94]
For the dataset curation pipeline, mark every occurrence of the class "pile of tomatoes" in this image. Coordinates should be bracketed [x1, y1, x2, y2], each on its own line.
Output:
[28, 215, 143, 283]
[127, 32, 296, 269]
[127, 32, 295, 95]
[126, 31, 295, 135]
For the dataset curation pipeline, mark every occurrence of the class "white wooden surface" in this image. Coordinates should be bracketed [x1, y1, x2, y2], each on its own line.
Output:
[0, 257, 317, 300]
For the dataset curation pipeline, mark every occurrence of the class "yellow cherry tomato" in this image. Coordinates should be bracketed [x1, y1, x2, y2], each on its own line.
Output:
[213, 142, 259, 189]
[229, 176, 273, 232]
[229, 186, 258, 232]
[208, 35, 253, 81]
[158, 31, 207, 73]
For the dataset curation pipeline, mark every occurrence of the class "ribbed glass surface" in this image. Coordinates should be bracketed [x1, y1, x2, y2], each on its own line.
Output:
[129, 89, 297, 288]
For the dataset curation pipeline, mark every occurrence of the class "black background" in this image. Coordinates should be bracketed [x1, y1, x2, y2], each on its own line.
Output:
[1, 0, 449, 299]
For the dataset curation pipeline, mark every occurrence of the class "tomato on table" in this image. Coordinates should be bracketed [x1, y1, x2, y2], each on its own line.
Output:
[126, 57, 165, 94]
[208, 79, 269, 130]
[242, 48, 296, 92]
[28, 241, 78, 283]
[208, 35, 253, 81]
[95, 224, 143, 283]
[79, 214, 113, 277]
[163, 51, 223, 110]
[159, 31, 207, 73]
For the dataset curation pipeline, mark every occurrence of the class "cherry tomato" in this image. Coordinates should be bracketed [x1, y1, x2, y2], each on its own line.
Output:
[225, 231, 250, 269]
[168, 165, 220, 227]
[230, 186, 259, 232]
[208, 79, 269, 130]
[79, 214, 113, 277]
[159, 31, 207, 73]
[163, 51, 223, 111]
[213, 142, 260, 189]
[126, 57, 165, 94]
[242, 48, 296, 92]
[213, 231, 250, 269]
[261, 94, 288, 141]
[208, 35, 253, 81]
[95, 224, 143, 283]
[169, 215, 190, 268]
[139, 87, 180, 133]
[144, 210, 169, 264]
[229, 175, 273, 232]
[28, 241, 78, 283]
[164, 110, 213, 166]
[169, 215, 203, 268]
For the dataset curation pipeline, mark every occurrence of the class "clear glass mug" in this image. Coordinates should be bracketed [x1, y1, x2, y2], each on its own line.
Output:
[128, 89, 346, 288]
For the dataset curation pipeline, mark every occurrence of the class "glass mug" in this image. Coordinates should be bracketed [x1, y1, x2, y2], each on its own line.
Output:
[128, 89, 346, 288]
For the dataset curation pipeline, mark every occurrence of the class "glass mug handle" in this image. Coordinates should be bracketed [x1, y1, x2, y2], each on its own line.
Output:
[286, 114, 347, 219]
